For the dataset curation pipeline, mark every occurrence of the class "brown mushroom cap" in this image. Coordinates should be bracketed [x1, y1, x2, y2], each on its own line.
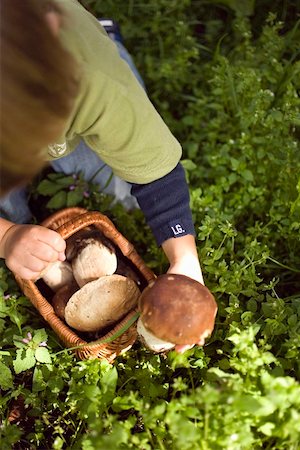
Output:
[64, 274, 140, 332]
[66, 228, 112, 261]
[71, 237, 118, 288]
[138, 274, 217, 345]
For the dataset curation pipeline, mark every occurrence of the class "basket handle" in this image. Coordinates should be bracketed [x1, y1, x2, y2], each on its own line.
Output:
[55, 210, 132, 255]
[55, 211, 155, 283]
[41, 206, 87, 229]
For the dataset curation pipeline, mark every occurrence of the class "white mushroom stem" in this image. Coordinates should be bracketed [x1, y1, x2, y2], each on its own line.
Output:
[41, 260, 75, 292]
[137, 318, 175, 353]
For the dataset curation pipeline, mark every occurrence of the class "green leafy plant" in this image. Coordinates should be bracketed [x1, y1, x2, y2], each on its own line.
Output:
[1, 2, 300, 449]
[33, 166, 114, 211]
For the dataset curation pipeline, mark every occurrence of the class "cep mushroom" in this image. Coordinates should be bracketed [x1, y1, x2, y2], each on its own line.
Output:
[52, 282, 79, 320]
[41, 260, 75, 292]
[137, 274, 217, 353]
[64, 274, 140, 332]
[67, 229, 118, 287]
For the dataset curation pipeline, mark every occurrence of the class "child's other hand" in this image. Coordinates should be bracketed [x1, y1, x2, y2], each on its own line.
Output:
[167, 260, 204, 285]
[162, 235, 204, 285]
[2, 224, 66, 280]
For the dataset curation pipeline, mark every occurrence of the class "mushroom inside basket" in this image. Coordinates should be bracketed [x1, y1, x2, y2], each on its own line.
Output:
[14, 207, 156, 363]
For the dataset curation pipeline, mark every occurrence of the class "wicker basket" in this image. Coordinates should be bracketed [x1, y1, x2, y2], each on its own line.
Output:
[15, 207, 155, 363]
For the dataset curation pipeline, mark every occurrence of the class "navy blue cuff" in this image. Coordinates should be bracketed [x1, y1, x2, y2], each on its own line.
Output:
[130, 163, 195, 246]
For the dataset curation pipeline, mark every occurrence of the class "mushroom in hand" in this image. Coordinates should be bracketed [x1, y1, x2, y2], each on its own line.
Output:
[67, 229, 118, 287]
[137, 274, 217, 353]
[64, 274, 140, 332]
[41, 260, 75, 292]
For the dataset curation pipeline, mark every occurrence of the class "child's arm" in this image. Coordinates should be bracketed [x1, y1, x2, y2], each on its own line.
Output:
[162, 235, 204, 284]
[131, 162, 203, 282]
[0, 218, 66, 280]
[0, 218, 16, 256]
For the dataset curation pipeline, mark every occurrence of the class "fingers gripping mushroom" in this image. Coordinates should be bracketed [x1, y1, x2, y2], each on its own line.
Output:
[40, 229, 94, 291]
[41, 260, 75, 292]
[137, 274, 218, 353]
[67, 229, 118, 287]
[64, 274, 140, 332]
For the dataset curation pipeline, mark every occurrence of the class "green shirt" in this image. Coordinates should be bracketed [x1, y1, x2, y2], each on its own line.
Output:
[48, 0, 182, 184]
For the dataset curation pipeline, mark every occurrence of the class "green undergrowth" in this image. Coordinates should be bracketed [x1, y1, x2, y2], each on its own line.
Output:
[1, 1, 300, 449]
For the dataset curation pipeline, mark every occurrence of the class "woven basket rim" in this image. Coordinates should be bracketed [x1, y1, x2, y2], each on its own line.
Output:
[15, 207, 156, 362]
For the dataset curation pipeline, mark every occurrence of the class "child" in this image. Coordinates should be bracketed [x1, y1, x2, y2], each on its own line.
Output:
[0, 0, 204, 351]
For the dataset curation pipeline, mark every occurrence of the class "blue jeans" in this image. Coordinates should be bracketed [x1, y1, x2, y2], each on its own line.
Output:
[0, 37, 144, 223]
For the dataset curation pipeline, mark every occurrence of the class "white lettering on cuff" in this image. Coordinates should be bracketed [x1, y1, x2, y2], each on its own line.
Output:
[171, 224, 186, 235]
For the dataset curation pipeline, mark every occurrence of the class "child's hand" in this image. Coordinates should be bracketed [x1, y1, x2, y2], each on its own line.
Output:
[162, 235, 204, 284]
[2, 224, 66, 280]
[167, 259, 204, 285]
